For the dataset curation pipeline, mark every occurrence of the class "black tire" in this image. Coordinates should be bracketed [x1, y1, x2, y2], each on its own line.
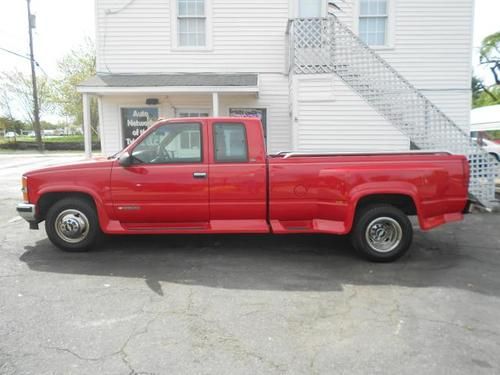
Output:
[489, 153, 500, 162]
[45, 197, 100, 252]
[350, 204, 413, 262]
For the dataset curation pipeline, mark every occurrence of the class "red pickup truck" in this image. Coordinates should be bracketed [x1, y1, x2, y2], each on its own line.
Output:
[17, 117, 470, 262]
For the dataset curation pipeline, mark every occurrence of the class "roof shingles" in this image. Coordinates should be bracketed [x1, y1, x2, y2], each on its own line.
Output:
[79, 73, 258, 88]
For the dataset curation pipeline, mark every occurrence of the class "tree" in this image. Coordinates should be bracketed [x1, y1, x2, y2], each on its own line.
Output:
[480, 31, 500, 85]
[0, 117, 27, 134]
[473, 31, 500, 108]
[472, 75, 500, 108]
[51, 38, 98, 136]
[0, 70, 53, 127]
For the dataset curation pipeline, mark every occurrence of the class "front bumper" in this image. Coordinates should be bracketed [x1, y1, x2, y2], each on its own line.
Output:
[16, 203, 39, 229]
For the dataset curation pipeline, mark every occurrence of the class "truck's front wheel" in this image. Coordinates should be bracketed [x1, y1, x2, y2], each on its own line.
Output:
[45, 198, 100, 252]
[351, 205, 413, 262]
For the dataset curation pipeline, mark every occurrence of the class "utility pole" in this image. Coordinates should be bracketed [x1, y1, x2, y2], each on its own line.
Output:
[26, 0, 43, 152]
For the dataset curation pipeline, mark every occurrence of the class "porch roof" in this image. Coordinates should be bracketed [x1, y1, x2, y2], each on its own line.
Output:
[77, 73, 259, 95]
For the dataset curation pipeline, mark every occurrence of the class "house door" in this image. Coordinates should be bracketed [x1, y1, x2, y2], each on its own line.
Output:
[296, 0, 328, 68]
[297, 0, 325, 18]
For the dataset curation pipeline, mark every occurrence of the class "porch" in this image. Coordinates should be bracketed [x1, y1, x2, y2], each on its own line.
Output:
[77, 73, 260, 157]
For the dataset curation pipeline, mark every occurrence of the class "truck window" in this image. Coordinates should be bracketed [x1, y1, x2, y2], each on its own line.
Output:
[132, 123, 202, 164]
[213, 123, 248, 162]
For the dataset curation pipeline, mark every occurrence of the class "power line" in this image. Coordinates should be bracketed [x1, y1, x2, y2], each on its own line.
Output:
[35, 61, 48, 77]
[0, 46, 30, 61]
[0, 45, 49, 77]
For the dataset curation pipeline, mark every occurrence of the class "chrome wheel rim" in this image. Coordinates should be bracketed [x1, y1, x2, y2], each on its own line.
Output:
[54, 209, 90, 244]
[365, 217, 403, 253]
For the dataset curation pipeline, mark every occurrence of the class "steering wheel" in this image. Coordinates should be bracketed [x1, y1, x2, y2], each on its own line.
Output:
[152, 144, 172, 163]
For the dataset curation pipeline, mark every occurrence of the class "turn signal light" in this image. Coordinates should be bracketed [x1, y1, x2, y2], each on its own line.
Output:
[21, 176, 29, 203]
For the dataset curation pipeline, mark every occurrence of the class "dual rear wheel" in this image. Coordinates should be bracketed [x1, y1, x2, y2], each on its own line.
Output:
[350, 205, 413, 262]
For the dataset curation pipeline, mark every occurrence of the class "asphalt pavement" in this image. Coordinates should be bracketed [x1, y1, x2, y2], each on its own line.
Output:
[1, 153, 499, 375]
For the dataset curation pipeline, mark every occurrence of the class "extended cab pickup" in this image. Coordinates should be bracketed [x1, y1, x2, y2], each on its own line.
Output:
[17, 117, 470, 261]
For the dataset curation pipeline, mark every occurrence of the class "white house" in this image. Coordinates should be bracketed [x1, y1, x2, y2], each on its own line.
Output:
[78, 0, 474, 158]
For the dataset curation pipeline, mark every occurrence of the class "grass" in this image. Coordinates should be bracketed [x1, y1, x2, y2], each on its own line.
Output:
[16, 135, 85, 143]
[1, 135, 99, 144]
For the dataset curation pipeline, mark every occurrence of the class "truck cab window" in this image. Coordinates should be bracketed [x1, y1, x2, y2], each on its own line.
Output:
[132, 123, 202, 164]
[213, 123, 248, 162]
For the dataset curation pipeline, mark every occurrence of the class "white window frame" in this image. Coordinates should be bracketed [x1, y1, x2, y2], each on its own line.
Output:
[353, 0, 395, 50]
[175, 107, 211, 117]
[170, 0, 213, 51]
[179, 129, 201, 150]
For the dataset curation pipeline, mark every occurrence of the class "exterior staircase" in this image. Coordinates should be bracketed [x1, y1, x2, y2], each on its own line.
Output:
[287, 16, 498, 208]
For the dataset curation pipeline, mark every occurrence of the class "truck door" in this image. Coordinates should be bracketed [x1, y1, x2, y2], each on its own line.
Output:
[207, 120, 268, 232]
[110, 120, 209, 228]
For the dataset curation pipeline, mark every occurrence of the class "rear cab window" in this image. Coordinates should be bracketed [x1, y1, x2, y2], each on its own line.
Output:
[213, 123, 249, 162]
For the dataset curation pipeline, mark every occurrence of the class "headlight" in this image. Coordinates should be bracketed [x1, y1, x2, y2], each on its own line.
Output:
[21, 176, 29, 203]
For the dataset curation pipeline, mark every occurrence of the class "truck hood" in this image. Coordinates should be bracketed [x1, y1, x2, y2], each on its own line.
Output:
[24, 157, 115, 177]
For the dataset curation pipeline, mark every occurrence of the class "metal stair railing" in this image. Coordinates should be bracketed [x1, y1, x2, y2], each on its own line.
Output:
[288, 16, 498, 207]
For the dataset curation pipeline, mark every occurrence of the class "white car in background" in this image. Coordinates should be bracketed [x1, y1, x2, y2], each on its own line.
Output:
[4, 131, 18, 139]
[474, 138, 500, 161]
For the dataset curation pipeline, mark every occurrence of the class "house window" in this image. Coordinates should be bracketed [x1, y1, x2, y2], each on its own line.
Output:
[180, 130, 201, 150]
[359, 0, 388, 46]
[177, 0, 206, 47]
[176, 109, 210, 117]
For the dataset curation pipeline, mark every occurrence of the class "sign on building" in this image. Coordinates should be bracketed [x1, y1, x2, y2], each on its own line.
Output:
[121, 107, 159, 147]
[229, 108, 267, 138]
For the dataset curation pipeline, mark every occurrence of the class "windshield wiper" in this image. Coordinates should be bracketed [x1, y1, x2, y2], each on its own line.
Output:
[107, 151, 121, 160]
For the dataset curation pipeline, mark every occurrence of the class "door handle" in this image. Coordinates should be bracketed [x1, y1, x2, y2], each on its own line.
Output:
[193, 172, 207, 179]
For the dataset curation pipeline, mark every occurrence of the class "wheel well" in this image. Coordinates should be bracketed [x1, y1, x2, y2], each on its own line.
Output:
[356, 194, 417, 216]
[38, 192, 97, 221]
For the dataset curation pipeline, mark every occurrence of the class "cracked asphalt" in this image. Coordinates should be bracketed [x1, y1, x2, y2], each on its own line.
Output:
[1, 153, 500, 374]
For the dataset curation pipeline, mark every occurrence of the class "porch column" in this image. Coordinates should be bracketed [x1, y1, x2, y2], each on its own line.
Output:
[82, 93, 92, 158]
[212, 92, 219, 117]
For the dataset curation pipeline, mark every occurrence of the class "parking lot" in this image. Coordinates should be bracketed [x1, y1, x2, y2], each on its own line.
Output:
[1, 153, 500, 374]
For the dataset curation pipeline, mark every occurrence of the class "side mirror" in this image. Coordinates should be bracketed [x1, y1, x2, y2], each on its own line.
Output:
[118, 152, 133, 167]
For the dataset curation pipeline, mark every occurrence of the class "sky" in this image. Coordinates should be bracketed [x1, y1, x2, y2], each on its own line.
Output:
[1, 0, 499, 78]
[0, 0, 95, 78]
[0, 0, 499, 112]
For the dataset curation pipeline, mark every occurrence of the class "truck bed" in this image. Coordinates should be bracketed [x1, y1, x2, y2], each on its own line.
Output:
[267, 151, 468, 234]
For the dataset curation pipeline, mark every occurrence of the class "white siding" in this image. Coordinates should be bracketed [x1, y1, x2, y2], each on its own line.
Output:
[420, 91, 471, 130]
[96, 0, 289, 74]
[95, 0, 474, 153]
[292, 74, 409, 151]
[220, 74, 290, 153]
[291, 0, 473, 150]
[352, 0, 474, 131]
